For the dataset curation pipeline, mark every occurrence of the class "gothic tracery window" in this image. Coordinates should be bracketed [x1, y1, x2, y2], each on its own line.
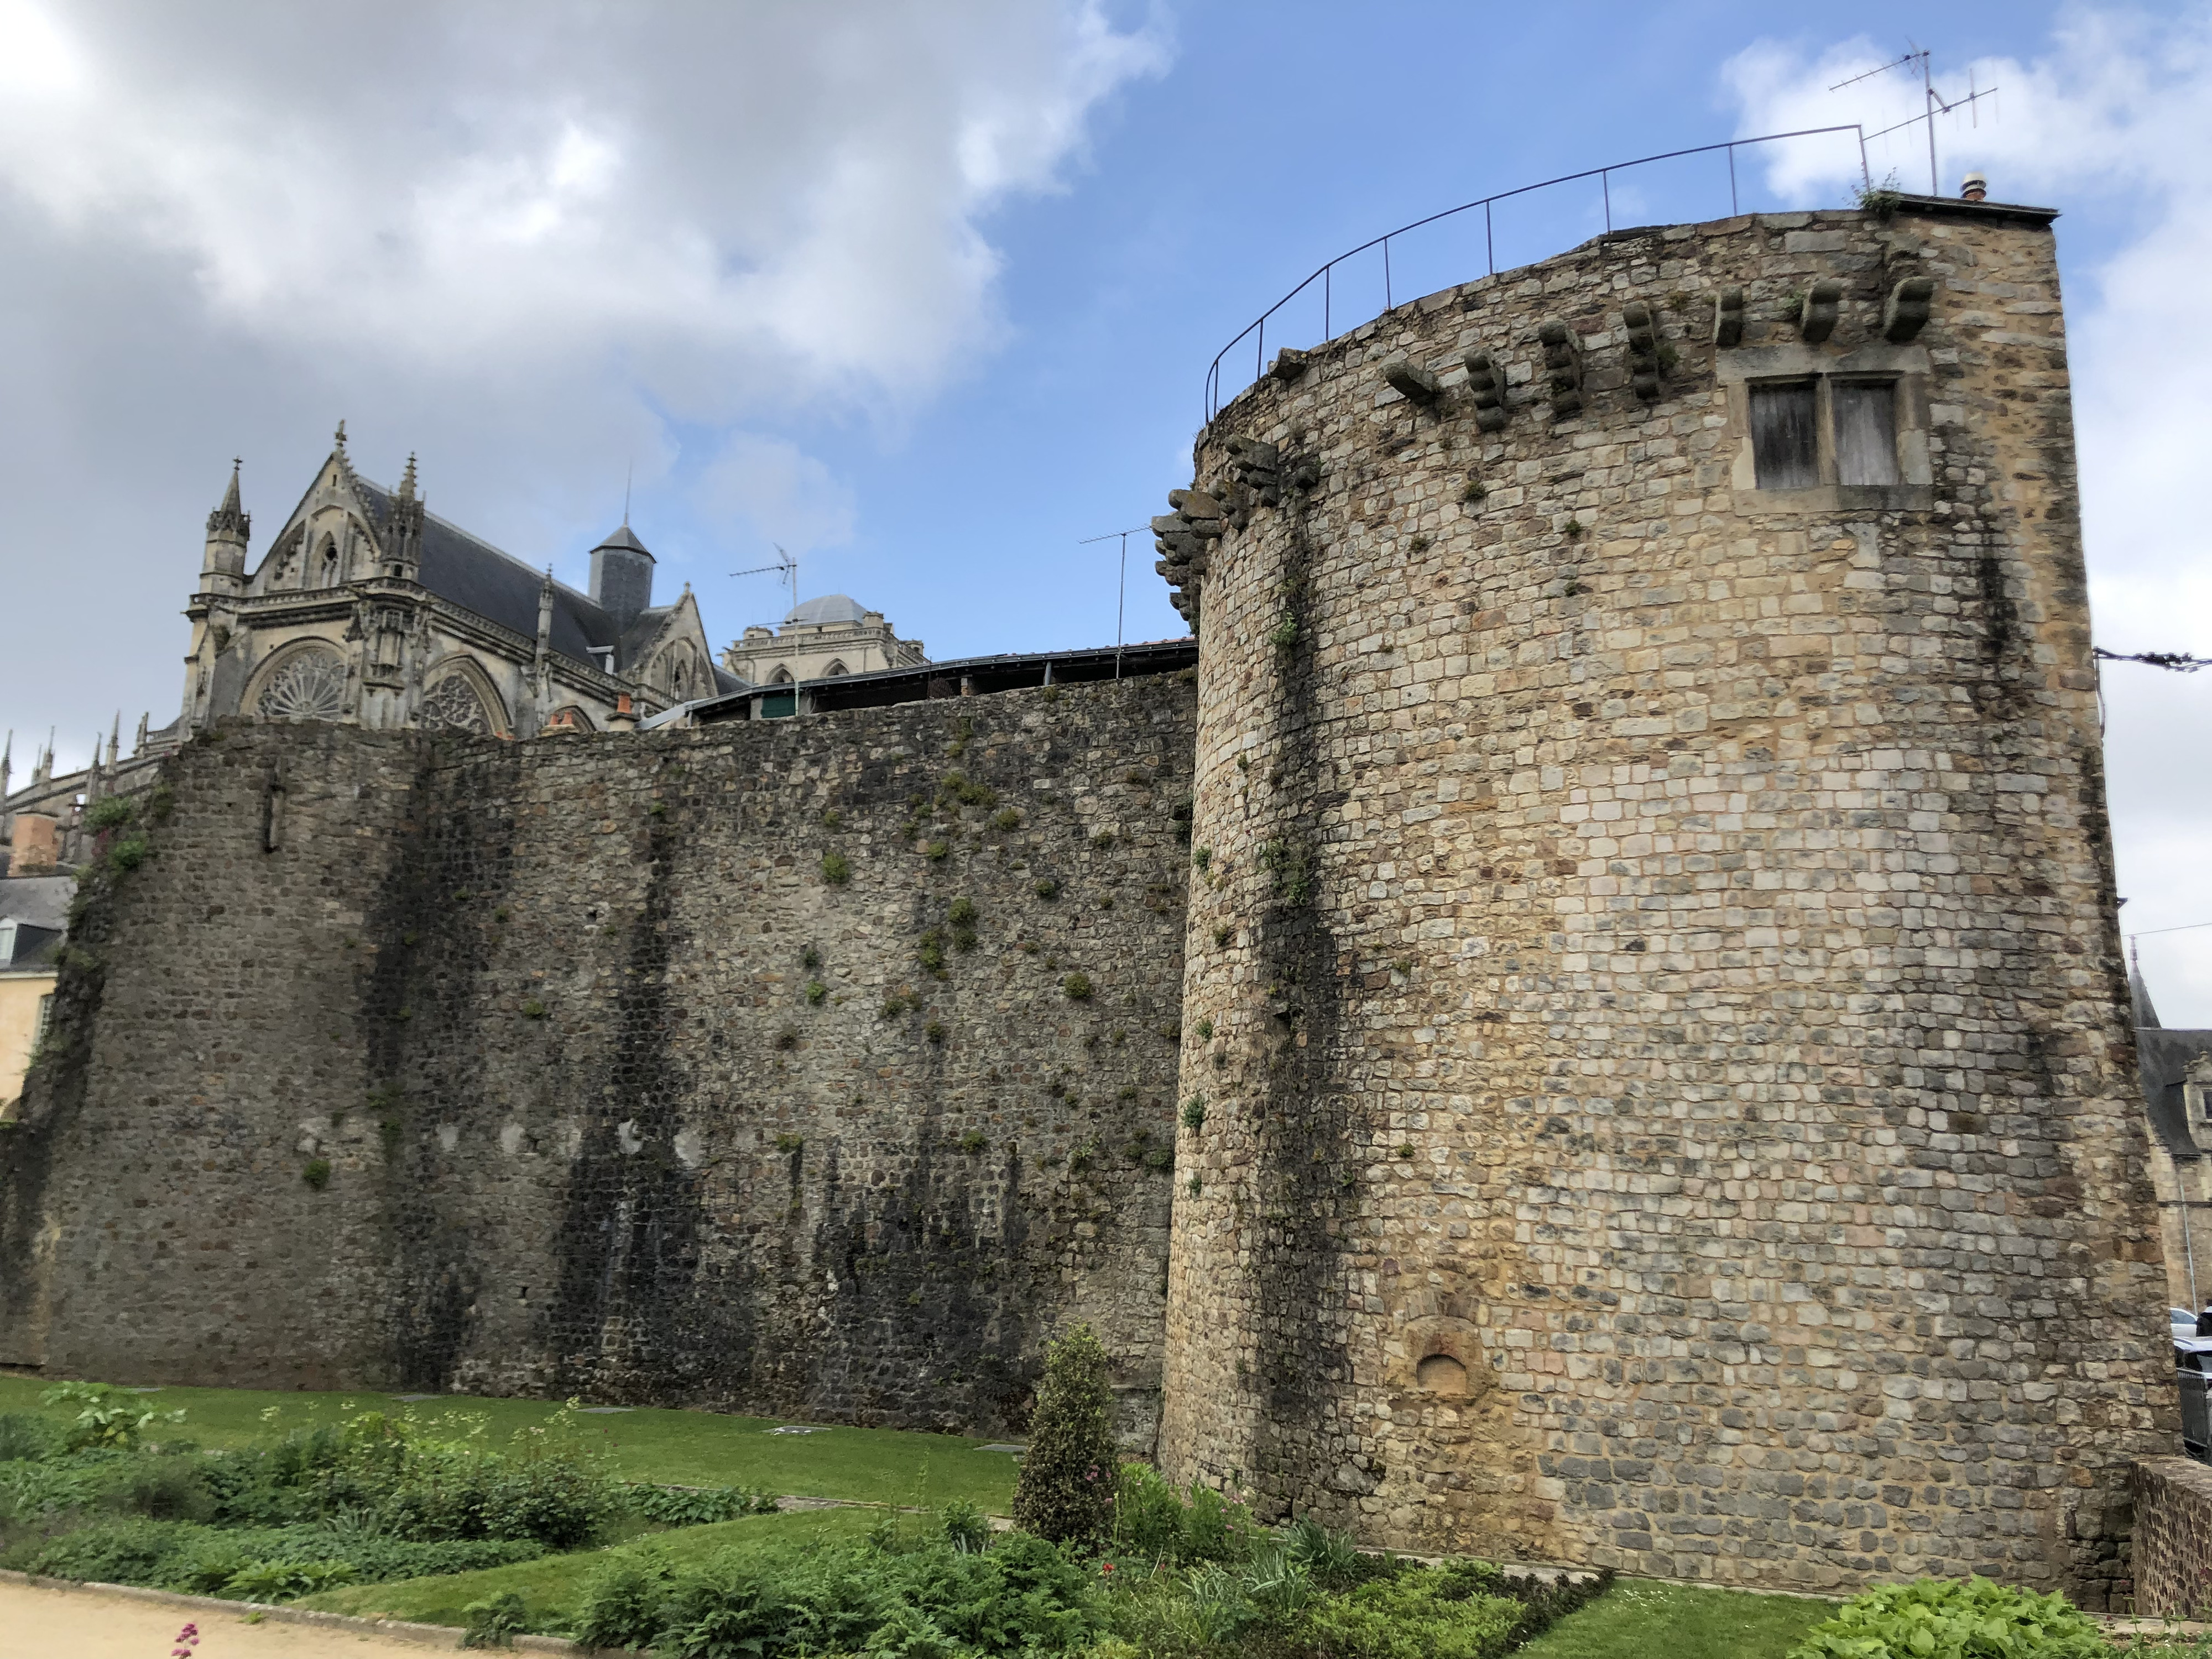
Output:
[420, 674, 494, 735]
[255, 649, 349, 721]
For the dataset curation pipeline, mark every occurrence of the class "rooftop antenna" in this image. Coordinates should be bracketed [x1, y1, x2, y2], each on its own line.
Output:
[731, 544, 799, 617]
[1830, 44, 1998, 196]
[1079, 526, 1150, 680]
[623, 460, 632, 528]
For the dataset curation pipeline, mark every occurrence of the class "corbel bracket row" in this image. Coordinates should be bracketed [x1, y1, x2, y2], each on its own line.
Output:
[1713, 276, 1935, 347]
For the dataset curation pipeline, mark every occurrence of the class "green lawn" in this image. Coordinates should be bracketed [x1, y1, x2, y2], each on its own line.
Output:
[296, 1506, 884, 1631]
[0, 1375, 1019, 1510]
[1519, 1578, 1832, 1659]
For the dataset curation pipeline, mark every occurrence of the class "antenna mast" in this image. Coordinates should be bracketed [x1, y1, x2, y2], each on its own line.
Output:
[1830, 44, 1998, 195]
[731, 545, 799, 615]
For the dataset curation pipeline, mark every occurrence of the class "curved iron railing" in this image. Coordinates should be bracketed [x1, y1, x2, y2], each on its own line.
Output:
[1203, 125, 1872, 422]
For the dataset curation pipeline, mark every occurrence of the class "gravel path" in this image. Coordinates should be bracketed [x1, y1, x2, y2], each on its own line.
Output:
[0, 1578, 467, 1655]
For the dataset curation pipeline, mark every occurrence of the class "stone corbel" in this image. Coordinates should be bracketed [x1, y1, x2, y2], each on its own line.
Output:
[1268, 347, 1311, 384]
[1223, 436, 1282, 515]
[1154, 486, 1226, 632]
[1537, 318, 1583, 418]
[1798, 280, 1843, 345]
[1461, 351, 1509, 431]
[1623, 302, 1665, 402]
[1713, 287, 1745, 348]
[1882, 276, 1935, 342]
[1380, 358, 1441, 406]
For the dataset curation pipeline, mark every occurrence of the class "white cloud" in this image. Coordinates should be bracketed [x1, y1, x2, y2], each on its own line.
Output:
[695, 434, 857, 562]
[0, 1, 1167, 779]
[1722, 8, 2212, 1020]
[0, 1, 1166, 409]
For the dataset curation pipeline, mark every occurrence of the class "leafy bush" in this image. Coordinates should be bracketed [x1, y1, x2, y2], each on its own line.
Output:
[13, 1515, 542, 1597]
[570, 1546, 678, 1650]
[85, 796, 135, 831]
[107, 834, 152, 872]
[822, 851, 852, 885]
[941, 1498, 990, 1554]
[1012, 1323, 1119, 1545]
[1296, 1568, 1527, 1659]
[41, 1383, 185, 1451]
[0, 1413, 63, 1463]
[221, 1557, 359, 1601]
[1785, 1577, 2111, 1659]
[1062, 973, 1093, 1001]
[626, 1483, 780, 1526]
[462, 1588, 530, 1648]
[572, 1534, 1099, 1658]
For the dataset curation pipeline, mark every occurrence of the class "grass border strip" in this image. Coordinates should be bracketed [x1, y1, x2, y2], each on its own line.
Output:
[0, 1567, 639, 1654]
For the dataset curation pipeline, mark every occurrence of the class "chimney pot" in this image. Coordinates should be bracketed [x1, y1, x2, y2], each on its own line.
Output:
[1960, 171, 1987, 202]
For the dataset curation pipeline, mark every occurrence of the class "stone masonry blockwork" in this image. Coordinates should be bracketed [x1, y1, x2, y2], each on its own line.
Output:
[1, 679, 1194, 1441]
[1156, 201, 2167, 1600]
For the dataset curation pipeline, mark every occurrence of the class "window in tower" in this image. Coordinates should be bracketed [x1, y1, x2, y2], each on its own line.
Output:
[1834, 380, 1901, 486]
[1749, 381, 1818, 490]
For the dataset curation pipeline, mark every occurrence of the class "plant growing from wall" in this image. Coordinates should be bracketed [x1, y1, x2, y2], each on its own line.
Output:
[805, 980, 828, 1006]
[1258, 837, 1313, 907]
[108, 834, 152, 873]
[520, 998, 547, 1020]
[1194, 1018, 1214, 1042]
[1181, 1095, 1208, 1132]
[1010, 1322, 1119, 1544]
[821, 851, 851, 886]
[1034, 879, 1059, 900]
[1062, 972, 1093, 1001]
[85, 796, 135, 832]
[302, 1157, 332, 1190]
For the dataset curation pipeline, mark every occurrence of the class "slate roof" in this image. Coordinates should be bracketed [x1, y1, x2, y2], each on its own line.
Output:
[2133, 961, 2212, 1161]
[0, 874, 72, 969]
[0, 875, 71, 932]
[353, 478, 628, 672]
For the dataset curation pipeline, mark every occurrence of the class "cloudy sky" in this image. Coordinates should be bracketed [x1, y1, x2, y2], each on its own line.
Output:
[2, 0, 2207, 1014]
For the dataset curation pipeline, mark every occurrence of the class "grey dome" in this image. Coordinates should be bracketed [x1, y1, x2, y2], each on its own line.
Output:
[785, 593, 869, 625]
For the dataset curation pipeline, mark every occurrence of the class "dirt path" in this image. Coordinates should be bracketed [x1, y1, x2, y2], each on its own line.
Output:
[0, 1578, 465, 1655]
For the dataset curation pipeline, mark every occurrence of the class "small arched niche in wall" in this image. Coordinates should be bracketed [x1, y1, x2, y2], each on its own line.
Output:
[1415, 1352, 1470, 1397]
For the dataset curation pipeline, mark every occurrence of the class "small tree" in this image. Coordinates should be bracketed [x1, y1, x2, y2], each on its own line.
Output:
[1012, 1322, 1119, 1543]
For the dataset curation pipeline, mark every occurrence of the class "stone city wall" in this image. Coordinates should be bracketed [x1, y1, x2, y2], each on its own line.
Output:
[1155, 199, 2167, 1601]
[1, 677, 1194, 1439]
[2129, 1457, 2212, 1616]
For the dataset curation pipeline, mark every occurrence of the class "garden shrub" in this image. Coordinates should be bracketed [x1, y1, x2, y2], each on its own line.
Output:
[1297, 1569, 1527, 1659]
[571, 1533, 1099, 1658]
[627, 1483, 780, 1526]
[0, 1413, 63, 1463]
[462, 1589, 530, 1648]
[1012, 1323, 1119, 1545]
[11, 1516, 543, 1597]
[570, 1546, 679, 1650]
[42, 1381, 184, 1451]
[1785, 1577, 2112, 1659]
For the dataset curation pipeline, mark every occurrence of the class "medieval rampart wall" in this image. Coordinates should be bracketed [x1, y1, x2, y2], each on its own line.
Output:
[1155, 202, 2165, 1601]
[1, 679, 1194, 1439]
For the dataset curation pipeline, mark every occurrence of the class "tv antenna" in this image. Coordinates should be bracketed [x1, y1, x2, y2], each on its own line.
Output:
[1079, 525, 1149, 680]
[1831, 44, 1998, 196]
[731, 544, 799, 616]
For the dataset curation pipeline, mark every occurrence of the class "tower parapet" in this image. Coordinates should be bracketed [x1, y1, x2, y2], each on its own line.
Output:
[1156, 196, 2160, 1603]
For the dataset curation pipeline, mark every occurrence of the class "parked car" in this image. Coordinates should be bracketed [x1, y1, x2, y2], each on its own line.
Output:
[2174, 1310, 2212, 1462]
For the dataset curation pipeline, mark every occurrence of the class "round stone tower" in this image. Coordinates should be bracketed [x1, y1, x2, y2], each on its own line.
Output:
[1155, 199, 2164, 1601]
